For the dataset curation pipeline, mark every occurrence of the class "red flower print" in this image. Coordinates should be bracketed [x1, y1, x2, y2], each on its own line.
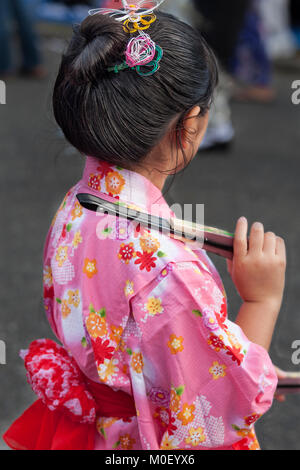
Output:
[134, 251, 157, 272]
[215, 300, 228, 330]
[244, 413, 261, 426]
[93, 337, 115, 364]
[225, 345, 244, 366]
[44, 285, 54, 299]
[134, 223, 150, 239]
[166, 415, 177, 436]
[122, 417, 132, 423]
[118, 243, 136, 264]
[88, 174, 101, 191]
[154, 407, 177, 436]
[233, 438, 251, 451]
[97, 162, 114, 179]
[220, 299, 227, 319]
[62, 224, 67, 239]
[207, 334, 226, 352]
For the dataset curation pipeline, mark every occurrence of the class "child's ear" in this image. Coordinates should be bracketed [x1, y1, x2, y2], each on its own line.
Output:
[181, 106, 201, 149]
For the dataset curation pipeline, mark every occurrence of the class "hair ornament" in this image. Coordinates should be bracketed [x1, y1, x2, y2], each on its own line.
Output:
[108, 39, 163, 77]
[125, 32, 156, 67]
[89, 1, 165, 76]
[123, 13, 156, 33]
[89, 1, 165, 24]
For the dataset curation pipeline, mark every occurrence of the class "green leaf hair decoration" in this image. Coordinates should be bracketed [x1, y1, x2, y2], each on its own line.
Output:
[107, 45, 163, 77]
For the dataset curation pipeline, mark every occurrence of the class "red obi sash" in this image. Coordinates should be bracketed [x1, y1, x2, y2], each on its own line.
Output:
[3, 339, 136, 450]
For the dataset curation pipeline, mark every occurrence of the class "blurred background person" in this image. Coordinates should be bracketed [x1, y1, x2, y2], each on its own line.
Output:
[0, 0, 45, 78]
[191, 0, 250, 151]
[290, 0, 300, 47]
[230, 0, 275, 104]
[259, 0, 296, 61]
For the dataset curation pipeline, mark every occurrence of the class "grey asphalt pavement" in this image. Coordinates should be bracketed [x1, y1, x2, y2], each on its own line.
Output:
[0, 40, 300, 450]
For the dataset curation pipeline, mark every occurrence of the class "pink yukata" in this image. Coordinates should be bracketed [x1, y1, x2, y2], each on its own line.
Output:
[41, 156, 277, 450]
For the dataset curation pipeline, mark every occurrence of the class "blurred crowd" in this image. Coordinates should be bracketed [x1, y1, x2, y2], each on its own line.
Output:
[1, 0, 300, 149]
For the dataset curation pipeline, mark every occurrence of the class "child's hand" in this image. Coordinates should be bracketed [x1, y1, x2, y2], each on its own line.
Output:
[227, 217, 286, 308]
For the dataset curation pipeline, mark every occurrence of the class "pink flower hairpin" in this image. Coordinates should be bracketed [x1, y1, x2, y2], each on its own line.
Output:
[108, 32, 163, 77]
[125, 32, 156, 67]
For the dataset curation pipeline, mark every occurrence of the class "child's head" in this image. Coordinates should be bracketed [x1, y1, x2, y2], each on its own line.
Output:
[53, 11, 218, 173]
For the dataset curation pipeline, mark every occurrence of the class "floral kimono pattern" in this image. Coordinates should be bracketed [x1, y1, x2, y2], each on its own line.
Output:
[42, 156, 277, 450]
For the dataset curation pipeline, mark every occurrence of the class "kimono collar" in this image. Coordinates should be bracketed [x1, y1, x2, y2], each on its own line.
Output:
[82, 156, 172, 217]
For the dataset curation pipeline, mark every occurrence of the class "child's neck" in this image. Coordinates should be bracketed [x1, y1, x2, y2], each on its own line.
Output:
[132, 165, 168, 192]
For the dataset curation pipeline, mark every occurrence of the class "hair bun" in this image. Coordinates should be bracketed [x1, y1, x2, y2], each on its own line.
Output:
[70, 14, 127, 82]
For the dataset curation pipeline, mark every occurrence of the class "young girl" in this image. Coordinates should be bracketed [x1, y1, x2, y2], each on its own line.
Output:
[3, 2, 286, 451]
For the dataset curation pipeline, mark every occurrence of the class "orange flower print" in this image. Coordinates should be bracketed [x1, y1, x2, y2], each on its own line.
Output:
[61, 300, 71, 319]
[232, 427, 260, 450]
[249, 436, 260, 450]
[43, 265, 53, 288]
[209, 361, 227, 380]
[110, 325, 123, 344]
[170, 390, 181, 413]
[83, 258, 98, 278]
[88, 173, 101, 191]
[119, 434, 136, 450]
[118, 243, 136, 264]
[97, 417, 118, 438]
[167, 334, 184, 355]
[105, 171, 125, 196]
[67, 289, 80, 308]
[226, 330, 242, 351]
[86, 312, 107, 338]
[71, 201, 83, 221]
[146, 297, 163, 316]
[140, 234, 160, 253]
[124, 280, 134, 297]
[177, 403, 195, 426]
[160, 434, 179, 450]
[72, 231, 82, 248]
[185, 427, 206, 446]
[235, 427, 252, 438]
[119, 338, 126, 352]
[98, 358, 119, 383]
[55, 246, 68, 267]
[131, 352, 144, 373]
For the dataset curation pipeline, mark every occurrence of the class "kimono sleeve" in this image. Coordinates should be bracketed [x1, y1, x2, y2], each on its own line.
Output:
[129, 261, 278, 450]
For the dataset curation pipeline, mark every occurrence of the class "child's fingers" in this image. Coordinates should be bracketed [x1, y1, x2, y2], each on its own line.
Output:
[263, 232, 276, 255]
[276, 236, 286, 261]
[249, 222, 264, 254]
[234, 217, 248, 257]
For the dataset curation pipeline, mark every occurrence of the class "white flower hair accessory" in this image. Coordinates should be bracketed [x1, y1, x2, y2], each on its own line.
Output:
[89, 1, 165, 26]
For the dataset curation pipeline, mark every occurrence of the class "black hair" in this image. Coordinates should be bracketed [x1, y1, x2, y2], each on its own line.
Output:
[53, 11, 218, 171]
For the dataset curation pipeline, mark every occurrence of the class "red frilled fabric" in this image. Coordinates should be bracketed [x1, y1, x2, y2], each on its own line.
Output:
[3, 339, 136, 450]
